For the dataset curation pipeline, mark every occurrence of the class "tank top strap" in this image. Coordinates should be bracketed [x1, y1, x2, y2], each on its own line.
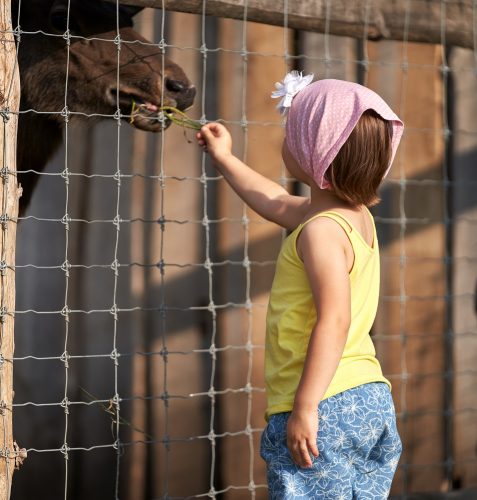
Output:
[299, 209, 377, 253]
[300, 210, 353, 235]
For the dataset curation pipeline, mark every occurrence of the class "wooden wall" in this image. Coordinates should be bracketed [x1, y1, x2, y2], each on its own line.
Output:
[450, 47, 477, 491]
[371, 43, 448, 493]
[10, 7, 477, 500]
[215, 19, 287, 498]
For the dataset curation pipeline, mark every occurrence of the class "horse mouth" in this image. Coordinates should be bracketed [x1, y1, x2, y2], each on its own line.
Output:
[106, 88, 172, 132]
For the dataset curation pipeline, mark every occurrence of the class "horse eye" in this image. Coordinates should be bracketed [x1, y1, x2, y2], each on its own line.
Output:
[50, 9, 80, 35]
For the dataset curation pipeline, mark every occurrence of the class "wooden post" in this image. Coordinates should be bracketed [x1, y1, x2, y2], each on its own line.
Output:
[0, 0, 23, 498]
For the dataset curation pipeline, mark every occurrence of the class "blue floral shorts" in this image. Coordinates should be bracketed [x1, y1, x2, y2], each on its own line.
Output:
[260, 383, 402, 499]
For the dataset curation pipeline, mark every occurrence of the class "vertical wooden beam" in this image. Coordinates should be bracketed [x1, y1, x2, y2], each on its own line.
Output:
[127, 9, 155, 500]
[449, 46, 477, 489]
[147, 11, 207, 498]
[217, 18, 289, 497]
[0, 1, 22, 498]
[371, 43, 447, 493]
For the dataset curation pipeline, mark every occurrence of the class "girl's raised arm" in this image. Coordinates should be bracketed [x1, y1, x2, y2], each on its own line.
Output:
[197, 123, 309, 230]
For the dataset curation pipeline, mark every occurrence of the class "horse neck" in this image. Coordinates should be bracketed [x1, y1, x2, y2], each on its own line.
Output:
[17, 107, 63, 212]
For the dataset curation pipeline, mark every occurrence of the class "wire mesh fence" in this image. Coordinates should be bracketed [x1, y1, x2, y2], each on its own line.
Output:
[0, 0, 476, 498]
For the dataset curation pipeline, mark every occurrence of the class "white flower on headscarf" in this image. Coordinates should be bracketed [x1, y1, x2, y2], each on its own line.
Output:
[271, 71, 314, 115]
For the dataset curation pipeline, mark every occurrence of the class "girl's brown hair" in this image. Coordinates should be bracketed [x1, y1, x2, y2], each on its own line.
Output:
[327, 109, 393, 207]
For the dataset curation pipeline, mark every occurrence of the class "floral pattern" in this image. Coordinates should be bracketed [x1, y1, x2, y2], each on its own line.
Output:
[260, 383, 402, 499]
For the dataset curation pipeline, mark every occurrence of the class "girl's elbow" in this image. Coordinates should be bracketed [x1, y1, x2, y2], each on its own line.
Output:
[316, 315, 350, 336]
[266, 198, 294, 229]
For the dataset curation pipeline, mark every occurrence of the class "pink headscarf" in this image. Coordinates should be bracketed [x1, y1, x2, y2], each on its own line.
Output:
[285, 79, 404, 189]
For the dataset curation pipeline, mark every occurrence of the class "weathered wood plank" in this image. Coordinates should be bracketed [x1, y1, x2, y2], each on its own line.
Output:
[0, 1, 23, 499]
[115, 0, 474, 49]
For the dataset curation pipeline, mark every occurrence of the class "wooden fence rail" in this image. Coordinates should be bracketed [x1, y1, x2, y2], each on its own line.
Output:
[115, 0, 474, 49]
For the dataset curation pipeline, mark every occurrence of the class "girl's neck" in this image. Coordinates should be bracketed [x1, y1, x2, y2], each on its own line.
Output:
[305, 183, 362, 218]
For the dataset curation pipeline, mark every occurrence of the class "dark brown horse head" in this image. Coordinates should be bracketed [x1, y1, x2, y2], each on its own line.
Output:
[14, 0, 196, 211]
[16, 0, 195, 130]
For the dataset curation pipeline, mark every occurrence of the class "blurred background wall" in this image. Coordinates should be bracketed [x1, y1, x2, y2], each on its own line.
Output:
[10, 6, 477, 499]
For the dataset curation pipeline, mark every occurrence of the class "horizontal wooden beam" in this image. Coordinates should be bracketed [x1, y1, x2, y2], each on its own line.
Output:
[116, 0, 474, 49]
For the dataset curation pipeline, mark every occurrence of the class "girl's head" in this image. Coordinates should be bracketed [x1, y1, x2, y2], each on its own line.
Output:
[284, 78, 403, 207]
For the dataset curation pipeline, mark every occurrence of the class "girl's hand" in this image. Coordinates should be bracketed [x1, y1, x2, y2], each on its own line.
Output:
[286, 408, 319, 468]
[196, 123, 233, 163]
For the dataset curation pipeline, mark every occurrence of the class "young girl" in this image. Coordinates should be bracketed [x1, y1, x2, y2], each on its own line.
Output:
[196, 75, 403, 499]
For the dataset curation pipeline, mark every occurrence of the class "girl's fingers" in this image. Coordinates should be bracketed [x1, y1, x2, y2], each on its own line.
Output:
[298, 442, 312, 468]
[307, 438, 319, 458]
[196, 129, 211, 148]
[195, 131, 205, 143]
[197, 123, 231, 156]
[288, 440, 313, 468]
[200, 125, 217, 143]
[290, 447, 301, 467]
[287, 439, 298, 465]
[202, 122, 224, 138]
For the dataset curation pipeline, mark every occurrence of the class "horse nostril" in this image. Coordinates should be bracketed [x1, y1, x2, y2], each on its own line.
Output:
[165, 78, 186, 93]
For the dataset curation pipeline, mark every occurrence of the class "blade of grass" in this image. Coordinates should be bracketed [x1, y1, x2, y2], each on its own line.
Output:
[79, 386, 155, 440]
[159, 106, 202, 130]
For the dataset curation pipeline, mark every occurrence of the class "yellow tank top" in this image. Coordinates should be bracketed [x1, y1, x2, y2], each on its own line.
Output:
[264, 209, 391, 420]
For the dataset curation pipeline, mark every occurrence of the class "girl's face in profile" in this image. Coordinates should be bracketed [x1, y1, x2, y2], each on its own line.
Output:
[281, 139, 310, 185]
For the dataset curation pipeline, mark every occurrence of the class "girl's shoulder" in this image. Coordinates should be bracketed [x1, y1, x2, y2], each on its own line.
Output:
[295, 213, 353, 263]
[300, 207, 375, 249]
[298, 213, 353, 242]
